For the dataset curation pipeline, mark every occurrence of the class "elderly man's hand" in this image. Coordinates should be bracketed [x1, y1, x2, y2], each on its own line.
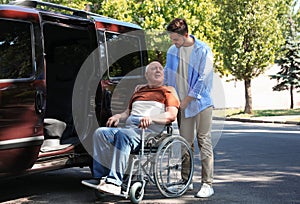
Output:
[134, 84, 147, 93]
[139, 116, 152, 129]
[106, 114, 121, 127]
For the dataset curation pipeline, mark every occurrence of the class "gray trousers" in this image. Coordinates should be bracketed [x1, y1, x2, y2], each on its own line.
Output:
[180, 106, 214, 186]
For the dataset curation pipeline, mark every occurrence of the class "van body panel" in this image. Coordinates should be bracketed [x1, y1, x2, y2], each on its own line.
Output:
[0, 13, 44, 172]
[0, 1, 147, 177]
[0, 5, 39, 22]
[93, 16, 142, 30]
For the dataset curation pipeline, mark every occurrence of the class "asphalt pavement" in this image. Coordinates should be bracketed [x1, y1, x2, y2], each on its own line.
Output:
[0, 117, 299, 204]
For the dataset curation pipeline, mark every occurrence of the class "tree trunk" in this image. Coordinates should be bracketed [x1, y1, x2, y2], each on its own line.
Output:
[244, 79, 252, 114]
[290, 85, 294, 109]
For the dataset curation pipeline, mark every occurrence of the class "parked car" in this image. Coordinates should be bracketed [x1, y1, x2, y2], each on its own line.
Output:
[0, 0, 148, 178]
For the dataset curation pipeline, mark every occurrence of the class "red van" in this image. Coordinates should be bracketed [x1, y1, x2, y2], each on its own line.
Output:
[0, 0, 147, 178]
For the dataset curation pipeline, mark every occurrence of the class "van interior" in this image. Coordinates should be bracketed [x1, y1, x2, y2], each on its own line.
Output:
[42, 22, 95, 150]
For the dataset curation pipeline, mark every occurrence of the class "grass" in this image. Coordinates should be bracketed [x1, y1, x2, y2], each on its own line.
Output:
[252, 109, 300, 117]
[214, 108, 300, 118]
[213, 108, 300, 123]
[220, 108, 300, 121]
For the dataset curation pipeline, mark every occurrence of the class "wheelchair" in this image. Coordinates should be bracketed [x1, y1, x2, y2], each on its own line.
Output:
[96, 124, 194, 204]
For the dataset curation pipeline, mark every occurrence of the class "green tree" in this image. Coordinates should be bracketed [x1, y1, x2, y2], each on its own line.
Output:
[0, 0, 10, 4]
[216, 0, 284, 114]
[30, 0, 221, 71]
[270, 16, 300, 109]
[95, 0, 220, 66]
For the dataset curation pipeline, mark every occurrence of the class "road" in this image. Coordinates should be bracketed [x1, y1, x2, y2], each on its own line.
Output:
[0, 121, 299, 204]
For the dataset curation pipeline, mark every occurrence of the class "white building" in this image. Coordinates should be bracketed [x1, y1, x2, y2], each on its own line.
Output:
[212, 64, 300, 110]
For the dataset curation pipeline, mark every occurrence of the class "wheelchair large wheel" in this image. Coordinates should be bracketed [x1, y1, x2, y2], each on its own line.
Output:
[154, 135, 194, 198]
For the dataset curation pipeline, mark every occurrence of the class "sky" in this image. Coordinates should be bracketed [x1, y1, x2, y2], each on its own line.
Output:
[295, 0, 300, 14]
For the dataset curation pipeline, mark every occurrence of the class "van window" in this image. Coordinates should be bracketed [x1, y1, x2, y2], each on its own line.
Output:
[104, 32, 143, 79]
[0, 19, 34, 80]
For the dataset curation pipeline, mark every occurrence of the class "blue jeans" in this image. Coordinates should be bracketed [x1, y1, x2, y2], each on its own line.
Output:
[92, 127, 141, 186]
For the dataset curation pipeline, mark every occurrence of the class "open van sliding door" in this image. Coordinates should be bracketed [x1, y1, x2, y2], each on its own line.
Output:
[0, 13, 44, 173]
[41, 14, 98, 151]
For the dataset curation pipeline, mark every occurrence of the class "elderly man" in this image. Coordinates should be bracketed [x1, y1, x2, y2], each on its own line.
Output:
[82, 61, 180, 195]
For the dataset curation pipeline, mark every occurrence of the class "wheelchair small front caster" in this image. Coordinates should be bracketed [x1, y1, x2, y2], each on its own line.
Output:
[130, 181, 144, 204]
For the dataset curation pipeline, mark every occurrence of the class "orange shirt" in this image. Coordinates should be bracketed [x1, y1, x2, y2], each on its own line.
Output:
[128, 85, 180, 113]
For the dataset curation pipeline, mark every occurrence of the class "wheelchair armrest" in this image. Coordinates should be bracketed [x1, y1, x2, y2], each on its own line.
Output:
[144, 123, 173, 148]
[145, 133, 169, 148]
[165, 123, 173, 135]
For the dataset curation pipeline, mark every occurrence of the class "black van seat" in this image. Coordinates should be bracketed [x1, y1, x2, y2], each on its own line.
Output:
[41, 118, 72, 152]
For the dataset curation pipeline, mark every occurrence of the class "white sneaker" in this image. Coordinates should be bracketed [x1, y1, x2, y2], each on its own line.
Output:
[195, 183, 214, 198]
[178, 179, 193, 191]
[97, 183, 121, 195]
[188, 183, 194, 191]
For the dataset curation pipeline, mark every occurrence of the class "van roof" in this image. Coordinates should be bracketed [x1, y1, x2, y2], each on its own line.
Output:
[5, 0, 142, 30]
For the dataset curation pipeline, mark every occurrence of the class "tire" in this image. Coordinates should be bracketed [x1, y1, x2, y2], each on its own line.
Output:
[154, 135, 194, 198]
[129, 181, 144, 204]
